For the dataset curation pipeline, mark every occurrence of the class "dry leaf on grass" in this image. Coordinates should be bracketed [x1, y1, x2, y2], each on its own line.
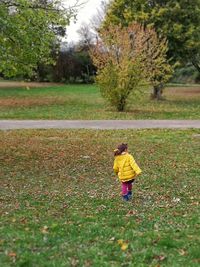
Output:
[8, 252, 17, 258]
[117, 239, 129, 251]
[41, 225, 49, 234]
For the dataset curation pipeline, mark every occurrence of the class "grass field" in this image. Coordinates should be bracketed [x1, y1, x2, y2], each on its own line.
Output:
[0, 129, 200, 266]
[0, 84, 200, 119]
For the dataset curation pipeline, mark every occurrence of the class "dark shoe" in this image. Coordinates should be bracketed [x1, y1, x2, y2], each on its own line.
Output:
[127, 191, 132, 199]
[122, 194, 129, 201]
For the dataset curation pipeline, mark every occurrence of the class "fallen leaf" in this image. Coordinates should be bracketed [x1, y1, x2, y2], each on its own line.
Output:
[172, 197, 181, 203]
[8, 252, 17, 258]
[41, 225, 49, 234]
[117, 239, 123, 245]
[179, 249, 187, 256]
[126, 210, 137, 216]
[82, 156, 90, 159]
[117, 239, 128, 251]
[121, 243, 128, 251]
[154, 255, 166, 261]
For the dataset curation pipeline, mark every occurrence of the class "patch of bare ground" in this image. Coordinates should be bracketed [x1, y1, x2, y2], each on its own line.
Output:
[0, 81, 63, 88]
[0, 97, 66, 107]
[166, 86, 200, 98]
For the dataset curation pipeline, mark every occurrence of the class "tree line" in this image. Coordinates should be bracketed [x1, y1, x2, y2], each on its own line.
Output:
[1, 0, 200, 110]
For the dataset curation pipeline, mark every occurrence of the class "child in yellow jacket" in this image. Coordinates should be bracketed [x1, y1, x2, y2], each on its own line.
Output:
[113, 143, 142, 201]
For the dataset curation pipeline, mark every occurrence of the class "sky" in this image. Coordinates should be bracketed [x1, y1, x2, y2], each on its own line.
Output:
[64, 0, 110, 42]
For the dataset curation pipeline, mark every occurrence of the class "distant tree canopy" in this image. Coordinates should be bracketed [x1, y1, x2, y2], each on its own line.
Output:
[0, 0, 76, 77]
[105, 0, 200, 71]
[37, 44, 96, 83]
[53, 45, 95, 83]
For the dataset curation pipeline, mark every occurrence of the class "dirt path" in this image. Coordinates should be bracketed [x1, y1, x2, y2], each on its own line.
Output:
[0, 120, 200, 130]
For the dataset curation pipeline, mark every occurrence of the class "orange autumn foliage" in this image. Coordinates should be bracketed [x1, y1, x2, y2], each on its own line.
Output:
[90, 23, 173, 111]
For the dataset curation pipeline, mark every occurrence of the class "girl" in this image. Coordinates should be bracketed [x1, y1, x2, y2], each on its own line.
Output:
[113, 143, 142, 201]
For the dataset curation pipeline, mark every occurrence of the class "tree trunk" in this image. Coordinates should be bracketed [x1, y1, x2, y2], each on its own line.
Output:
[151, 84, 164, 100]
[117, 96, 126, 111]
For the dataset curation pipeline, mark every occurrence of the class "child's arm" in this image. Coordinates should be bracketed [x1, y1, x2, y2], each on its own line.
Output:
[129, 155, 142, 176]
[113, 159, 119, 175]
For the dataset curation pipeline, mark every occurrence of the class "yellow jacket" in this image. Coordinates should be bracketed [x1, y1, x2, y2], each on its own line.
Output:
[113, 152, 142, 182]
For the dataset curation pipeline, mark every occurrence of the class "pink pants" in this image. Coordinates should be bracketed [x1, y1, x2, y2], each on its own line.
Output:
[121, 179, 134, 195]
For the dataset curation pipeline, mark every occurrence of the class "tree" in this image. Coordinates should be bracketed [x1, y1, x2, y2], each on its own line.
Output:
[141, 27, 173, 99]
[77, 0, 110, 47]
[90, 0, 109, 32]
[90, 23, 172, 111]
[37, 43, 96, 83]
[105, 0, 200, 72]
[0, 0, 77, 77]
[77, 23, 96, 47]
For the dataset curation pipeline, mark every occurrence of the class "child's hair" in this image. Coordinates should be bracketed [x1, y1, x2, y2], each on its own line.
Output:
[114, 143, 128, 156]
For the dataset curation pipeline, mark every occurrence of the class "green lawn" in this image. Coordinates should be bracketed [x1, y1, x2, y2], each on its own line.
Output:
[0, 84, 199, 119]
[0, 129, 200, 266]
